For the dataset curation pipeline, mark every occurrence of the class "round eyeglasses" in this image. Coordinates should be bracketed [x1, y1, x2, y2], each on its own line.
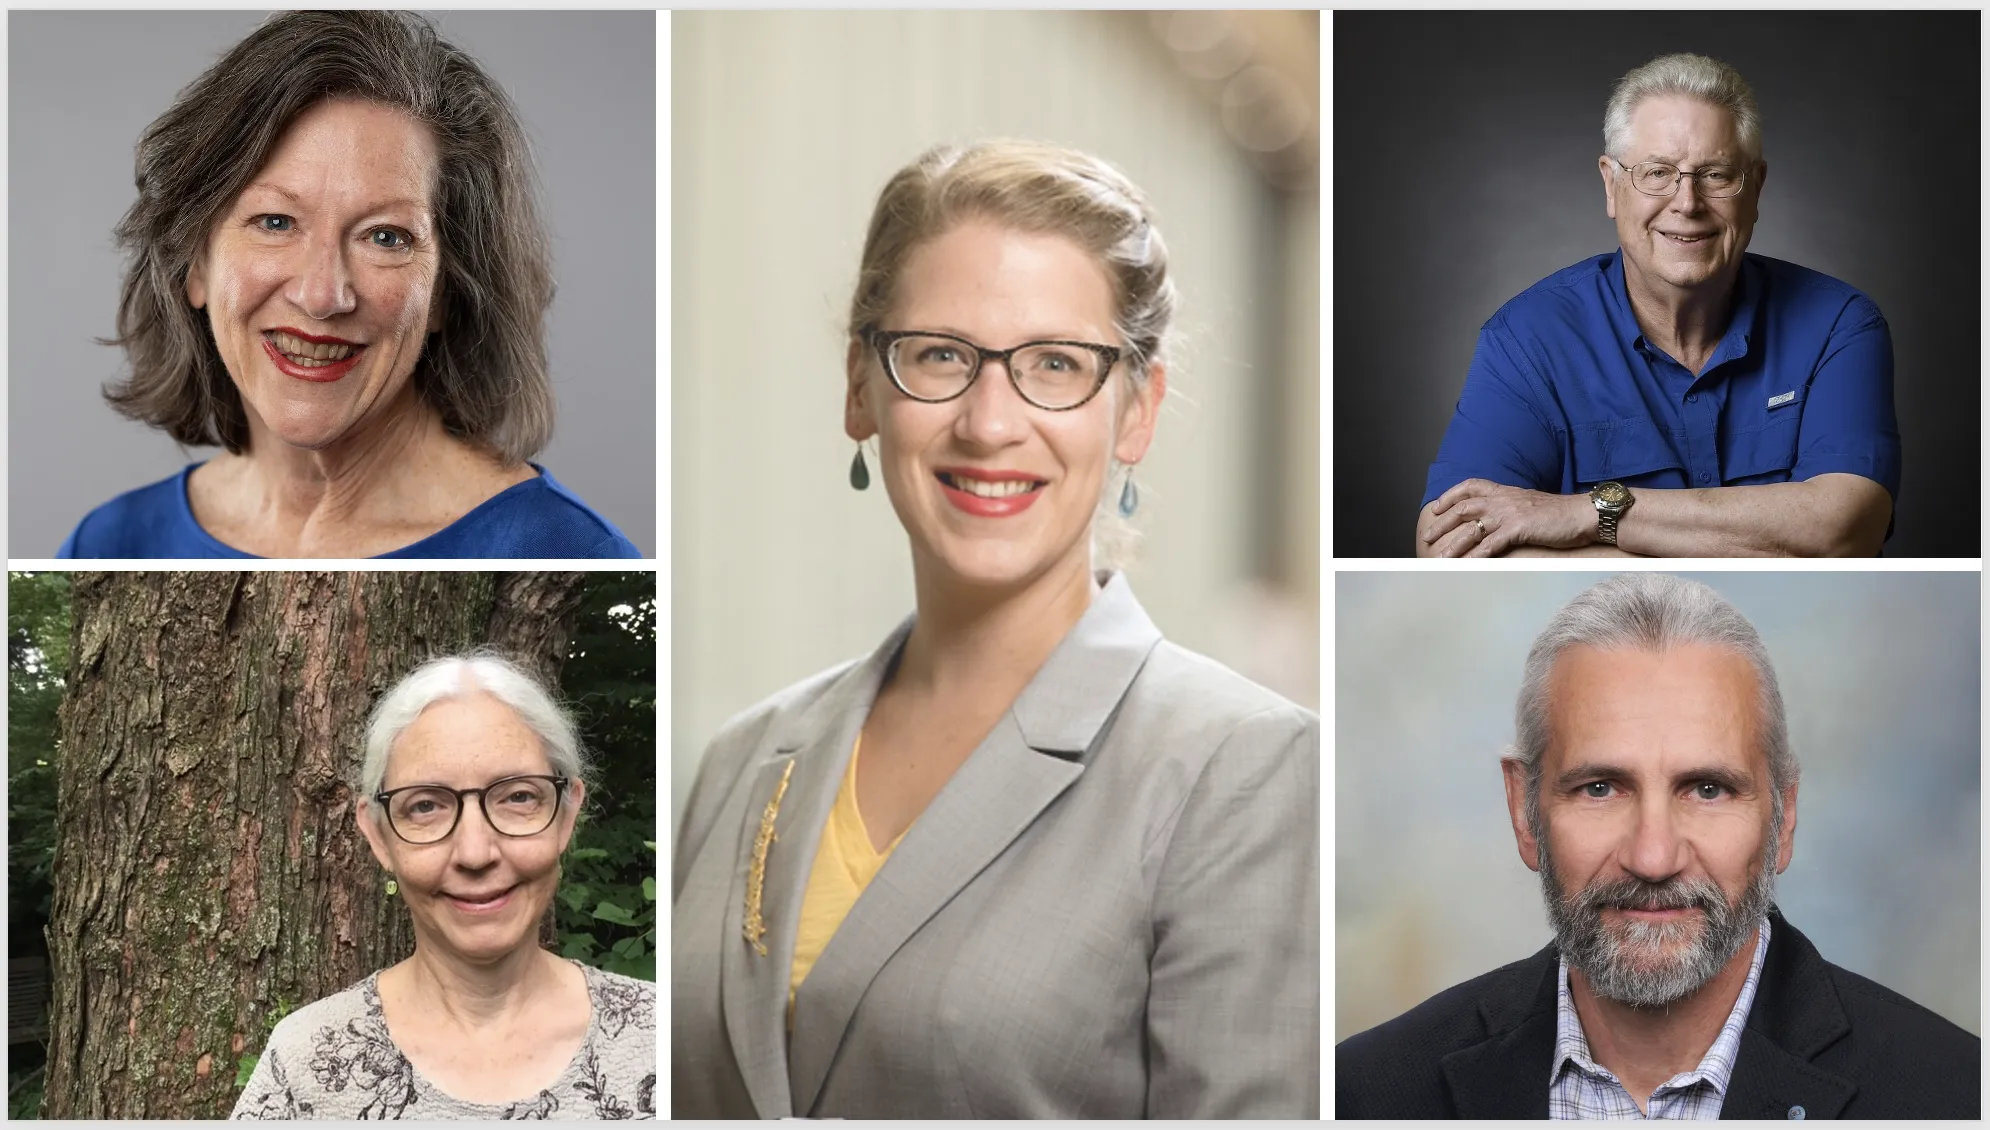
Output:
[866, 329, 1120, 412]
[374, 774, 568, 845]
[1613, 159, 1747, 199]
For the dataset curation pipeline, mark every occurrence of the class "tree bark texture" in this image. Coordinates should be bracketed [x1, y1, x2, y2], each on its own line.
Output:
[43, 571, 583, 1119]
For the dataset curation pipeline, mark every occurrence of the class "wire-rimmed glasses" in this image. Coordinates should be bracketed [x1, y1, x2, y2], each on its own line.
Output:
[865, 329, 1121, 411]
[374, 774, 569, 845]
[1612, 159, 1748, 199]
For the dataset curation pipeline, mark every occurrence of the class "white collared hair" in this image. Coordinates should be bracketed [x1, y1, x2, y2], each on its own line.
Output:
[359, 652, 587, 810]
[1604, 53, 1762, 164]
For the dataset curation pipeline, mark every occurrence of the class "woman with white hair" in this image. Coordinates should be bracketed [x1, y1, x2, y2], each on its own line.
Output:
[233, 654, 654, 1120]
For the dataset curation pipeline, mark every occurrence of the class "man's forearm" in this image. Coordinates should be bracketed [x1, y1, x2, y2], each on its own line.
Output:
[1501, 545, 1648, 558]
[1612, 474, 1891, 557]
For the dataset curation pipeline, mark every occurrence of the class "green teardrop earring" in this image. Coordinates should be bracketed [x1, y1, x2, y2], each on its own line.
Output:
[849, 445, 870, 491]
[385, 876, 399, 897]
[1118, 472, 1139, 518]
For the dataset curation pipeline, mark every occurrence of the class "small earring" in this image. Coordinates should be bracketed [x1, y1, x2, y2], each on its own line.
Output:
[849, 445, 870, 491]
[1118, 472, 1139, 518]
[384, 876, 398, 897]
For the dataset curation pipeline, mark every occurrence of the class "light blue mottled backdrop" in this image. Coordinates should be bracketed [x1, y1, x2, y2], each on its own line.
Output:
[1336, 571, 1979, 1041]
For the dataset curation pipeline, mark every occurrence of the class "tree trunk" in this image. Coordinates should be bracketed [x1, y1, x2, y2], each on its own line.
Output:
[42, 571, 583, 1119]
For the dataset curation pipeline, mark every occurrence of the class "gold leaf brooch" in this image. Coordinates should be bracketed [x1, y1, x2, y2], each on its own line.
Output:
[742, 759, 795, 956]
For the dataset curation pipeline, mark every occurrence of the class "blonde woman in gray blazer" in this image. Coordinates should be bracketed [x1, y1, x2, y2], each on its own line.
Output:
[671, 141, 1319, 1119]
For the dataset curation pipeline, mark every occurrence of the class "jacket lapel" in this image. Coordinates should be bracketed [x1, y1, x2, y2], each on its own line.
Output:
[717, 623, 906, 1119]
[1440, 947, 1558, 1119]
[787, 573, 1163, 1114]
[1719, 910, 1856, 1119]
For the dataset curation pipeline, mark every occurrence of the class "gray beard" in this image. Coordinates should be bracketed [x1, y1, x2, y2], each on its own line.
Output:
[1536, 816, 1778, 1010]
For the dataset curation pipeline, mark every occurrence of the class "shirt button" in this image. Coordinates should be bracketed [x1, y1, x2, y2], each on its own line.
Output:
[1789, 1105, 1806, 1120]
[1686, 393, 1698, 403]
[1698, 472, 1712, 484]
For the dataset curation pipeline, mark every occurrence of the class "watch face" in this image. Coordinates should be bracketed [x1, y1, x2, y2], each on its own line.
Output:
[1594, 481, 1632, 506]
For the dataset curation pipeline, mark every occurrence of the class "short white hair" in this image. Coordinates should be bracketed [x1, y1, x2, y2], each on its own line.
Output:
[1604, 53, 1762, 164]
[359, 652, 587, 805]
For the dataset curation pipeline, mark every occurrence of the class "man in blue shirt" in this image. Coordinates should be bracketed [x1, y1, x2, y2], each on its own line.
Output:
[1417, 54, 1899, 557]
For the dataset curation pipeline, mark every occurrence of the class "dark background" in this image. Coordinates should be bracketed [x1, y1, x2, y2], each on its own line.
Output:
[1333, 12, 1979, 558]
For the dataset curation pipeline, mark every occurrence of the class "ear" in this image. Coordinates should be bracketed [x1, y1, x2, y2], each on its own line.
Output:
[186, 255, 209, 311]
[1502, 756, 1542, 873]
[844, 336, 878, 443]
[1750, 159, 1768, 204]
[1598, 156, 1619, 222]
[1773, 777, 1798, 874]
[556, 777, 588, 853]
[1112, 361, 1167, 465]
[354, 797, 395, 873]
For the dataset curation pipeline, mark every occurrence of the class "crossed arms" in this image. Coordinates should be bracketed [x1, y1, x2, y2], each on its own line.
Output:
[1415, 473, 1893, 558]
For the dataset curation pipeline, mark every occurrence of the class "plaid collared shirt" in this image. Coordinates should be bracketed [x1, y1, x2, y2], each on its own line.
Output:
[1549, 918, 1771, 1120]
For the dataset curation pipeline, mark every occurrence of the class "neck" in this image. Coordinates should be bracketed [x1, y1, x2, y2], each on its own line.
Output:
[204, 388, 525, 554]
[1568, 922, 1761, 1105]
[1621, 255, 1742, 373]
[897, 550, 1099, 700]
[403, 938, 559, 1031]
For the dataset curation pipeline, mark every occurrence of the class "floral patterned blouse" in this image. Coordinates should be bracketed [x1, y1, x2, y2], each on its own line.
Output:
[231, 962, 655, 1120]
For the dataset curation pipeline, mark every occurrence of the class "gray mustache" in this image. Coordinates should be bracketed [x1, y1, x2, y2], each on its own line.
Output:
[1576, 877, 1725, 916]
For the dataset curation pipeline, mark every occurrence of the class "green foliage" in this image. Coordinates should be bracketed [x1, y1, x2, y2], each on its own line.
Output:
[8, 1064, 45, 1120]
[233, 997, 294, 1089]
[555, 575, 658, 981]
[9, 572, 70, 957]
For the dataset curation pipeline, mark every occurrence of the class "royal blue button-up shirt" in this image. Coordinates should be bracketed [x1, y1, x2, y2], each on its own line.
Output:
[1422, 252, 1900, 514]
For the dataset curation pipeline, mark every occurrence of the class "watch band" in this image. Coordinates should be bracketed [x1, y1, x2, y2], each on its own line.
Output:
[1597, 508, 1622, 546]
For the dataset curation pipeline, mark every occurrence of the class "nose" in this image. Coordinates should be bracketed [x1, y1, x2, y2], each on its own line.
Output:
[1669, 173, 1706, 212]
[953, 353, 1030, 450]
[448, 797, 503, 870]
[1621, 791, 1690, 884]
[286, 226, 357, 321]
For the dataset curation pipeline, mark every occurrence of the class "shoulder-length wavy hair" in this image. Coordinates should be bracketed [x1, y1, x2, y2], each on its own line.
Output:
[106, 10, 555, 463]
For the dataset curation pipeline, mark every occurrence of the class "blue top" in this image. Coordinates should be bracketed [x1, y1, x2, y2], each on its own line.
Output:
[58, 463, 643, 559]
[1422, 252, 1900, 513]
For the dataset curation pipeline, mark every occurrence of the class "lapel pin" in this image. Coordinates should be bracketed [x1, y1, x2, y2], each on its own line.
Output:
[743, 759, 795, 956]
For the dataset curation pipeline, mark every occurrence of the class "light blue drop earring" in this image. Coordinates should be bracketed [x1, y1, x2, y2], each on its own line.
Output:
[1118, 470, 1139, 517]
[849, 444, 870, 491]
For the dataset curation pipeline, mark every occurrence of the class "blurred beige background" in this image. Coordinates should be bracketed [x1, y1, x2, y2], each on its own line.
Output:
[1335, 571, 1980, 1042]
[672, 12, 1320, 830]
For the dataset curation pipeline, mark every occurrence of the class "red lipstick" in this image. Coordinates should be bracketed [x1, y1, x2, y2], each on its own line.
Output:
[936, 468, 1046, 518]
[262, 328, 366, 383]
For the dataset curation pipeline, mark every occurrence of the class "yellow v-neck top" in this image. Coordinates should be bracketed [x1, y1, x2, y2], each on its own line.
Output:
[789, 735, 906, 1025]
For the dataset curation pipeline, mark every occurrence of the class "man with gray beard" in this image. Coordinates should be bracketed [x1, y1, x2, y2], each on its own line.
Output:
[1336, 574, 1977, 1119]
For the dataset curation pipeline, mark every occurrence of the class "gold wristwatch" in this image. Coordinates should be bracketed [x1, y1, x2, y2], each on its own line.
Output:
[1589, 481, 1634, 546]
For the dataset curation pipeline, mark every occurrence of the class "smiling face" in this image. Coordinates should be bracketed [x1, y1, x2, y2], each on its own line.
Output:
[1599, 94, 1765, 296]
[357, 693, 582, 966]
[1508, 643, 1794, 1008]
[186, 98, 444, 453]
[846, 220, 1164, 593]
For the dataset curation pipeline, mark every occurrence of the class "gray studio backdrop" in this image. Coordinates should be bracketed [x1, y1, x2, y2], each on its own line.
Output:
[1336, 571, 1979, 1042]
[1333, 12, 1979, 558]
[9, 10, 655, 557]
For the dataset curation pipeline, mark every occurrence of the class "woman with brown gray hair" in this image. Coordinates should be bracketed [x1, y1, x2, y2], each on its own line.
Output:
[671, 140, 1319, 1118]
[59, 11, 638, 559]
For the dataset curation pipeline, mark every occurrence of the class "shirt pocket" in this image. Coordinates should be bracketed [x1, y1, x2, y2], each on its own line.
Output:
[1722, 409, 1801, 486]
[1570, 419, 1685, 491]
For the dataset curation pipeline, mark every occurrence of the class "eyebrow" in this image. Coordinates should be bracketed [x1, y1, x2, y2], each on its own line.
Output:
[242, 182, 429, 215]
[1555, 761, 1756, 794]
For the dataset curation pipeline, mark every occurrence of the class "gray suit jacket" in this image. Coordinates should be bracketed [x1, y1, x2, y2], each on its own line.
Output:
[671, 574, 1319, 1118]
